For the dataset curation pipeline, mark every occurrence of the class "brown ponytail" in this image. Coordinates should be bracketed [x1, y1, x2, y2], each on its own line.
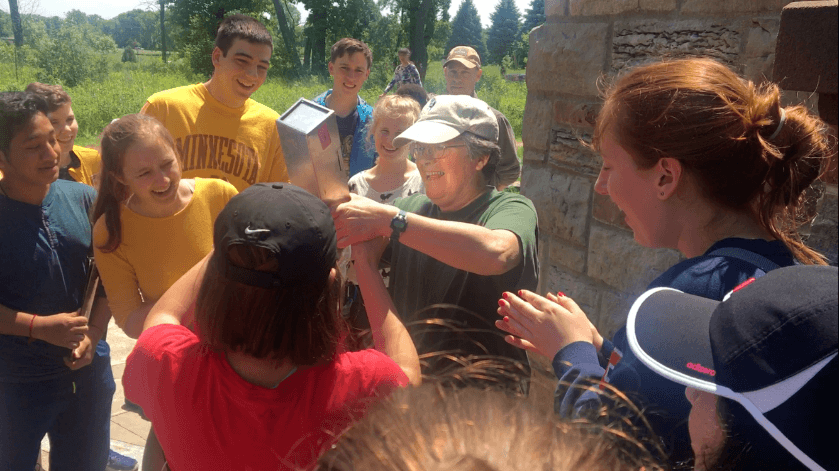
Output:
[91, 114, 180, 253]
[593, 58, 832, 265]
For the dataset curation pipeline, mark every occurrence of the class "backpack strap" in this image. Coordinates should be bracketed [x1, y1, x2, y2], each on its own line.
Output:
[708, 247, 781, 274]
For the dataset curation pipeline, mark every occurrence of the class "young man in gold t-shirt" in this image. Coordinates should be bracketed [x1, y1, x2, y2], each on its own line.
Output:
[141, 14, 289, 191]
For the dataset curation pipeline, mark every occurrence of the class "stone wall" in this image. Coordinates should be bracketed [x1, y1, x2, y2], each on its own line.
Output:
[521, 0, 839, 343]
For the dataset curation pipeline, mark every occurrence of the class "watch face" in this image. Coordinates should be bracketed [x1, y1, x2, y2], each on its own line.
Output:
[391, 211, 408, 232]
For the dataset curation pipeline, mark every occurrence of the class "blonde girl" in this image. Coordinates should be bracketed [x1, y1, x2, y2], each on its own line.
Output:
[348, 95, 423, 204]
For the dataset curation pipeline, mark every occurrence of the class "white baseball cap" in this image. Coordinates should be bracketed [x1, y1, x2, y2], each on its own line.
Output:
[393, 95, 499, 148]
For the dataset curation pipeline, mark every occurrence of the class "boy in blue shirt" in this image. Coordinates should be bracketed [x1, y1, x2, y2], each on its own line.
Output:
[0, 91, 115, 470]
[314, 38, 376, 179]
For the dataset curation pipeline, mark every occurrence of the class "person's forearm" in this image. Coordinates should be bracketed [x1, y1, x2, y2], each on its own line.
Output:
[398, 211, 522, 276]
[122, 302, 154, 339]
[354, 258, 421, 386]
[143, 253, 210, 332]
[0, 303, 36, 338]
[87, 296, 112, 343]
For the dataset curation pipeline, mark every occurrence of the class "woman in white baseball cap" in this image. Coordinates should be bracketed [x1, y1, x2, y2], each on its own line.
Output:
[332, 95, 539, 393]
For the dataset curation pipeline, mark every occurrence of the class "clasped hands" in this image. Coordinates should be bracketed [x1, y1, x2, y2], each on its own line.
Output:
[331, 193, 396, 249]
[31, 311, 98, 370]
[495, 289, 604, 360]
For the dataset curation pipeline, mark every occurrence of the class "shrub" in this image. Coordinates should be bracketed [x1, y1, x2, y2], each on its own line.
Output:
[33, 20, 116, 87]
[122, 46, 138, 63]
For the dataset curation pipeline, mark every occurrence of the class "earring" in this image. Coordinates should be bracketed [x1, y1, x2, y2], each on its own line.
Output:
[660, 191, 665, 196]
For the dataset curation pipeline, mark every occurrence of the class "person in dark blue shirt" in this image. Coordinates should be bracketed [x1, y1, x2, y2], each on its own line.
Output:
[495, 58, 832, 467]
[0, 91, 115, 470]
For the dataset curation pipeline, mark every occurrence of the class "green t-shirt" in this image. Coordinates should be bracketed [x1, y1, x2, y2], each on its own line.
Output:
[388, 189, 539, 390]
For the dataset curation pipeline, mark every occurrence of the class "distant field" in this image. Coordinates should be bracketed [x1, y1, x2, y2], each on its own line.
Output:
[0, 51, 527, 148]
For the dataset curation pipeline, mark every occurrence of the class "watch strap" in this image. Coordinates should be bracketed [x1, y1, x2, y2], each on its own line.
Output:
[390, 209, 408, 242]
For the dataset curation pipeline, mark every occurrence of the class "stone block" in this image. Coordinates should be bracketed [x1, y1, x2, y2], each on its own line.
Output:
[570, 0, 638, 16]
[743, 54, 775, 83]
[598, 290, 635, 339]
[611, 20, 741, 76]
[521, 166, 555, 240]
[523, 93, 555, 152]
[521, 166, 593, 245]
[549, 127, 601, 176]
[742, 18, 780, 81]
[545, 0, 566, 18]
[681, 0, 783, 14]
[773, 1, 838, 94]
[554, 99, 599, 129]
[523, 148, 546, 163]
[745, 18, 780, 58]
[528, 23, 609, 96]
[639, 0, 677, 11]
[549, 238, 588, 273]
[819, 94, 838, 126]
[545, 266, 601, 316]
[551, 172, 593, 246]
[592, 191, 631, 230]
[807, 188, 838, 265]
[587, 224, 683, 292]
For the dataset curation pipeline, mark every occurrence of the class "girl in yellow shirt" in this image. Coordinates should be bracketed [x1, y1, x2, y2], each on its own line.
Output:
[92, 114, 238, 339]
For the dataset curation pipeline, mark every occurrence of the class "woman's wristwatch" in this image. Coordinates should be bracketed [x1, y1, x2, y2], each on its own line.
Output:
[390, 210, 408, 243]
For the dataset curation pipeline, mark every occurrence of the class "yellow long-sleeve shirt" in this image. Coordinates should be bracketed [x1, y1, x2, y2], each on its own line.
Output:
[93, 178, 237, 328]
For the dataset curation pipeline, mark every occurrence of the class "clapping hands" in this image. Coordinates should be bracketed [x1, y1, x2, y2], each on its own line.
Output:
[495, 290, 603, 360]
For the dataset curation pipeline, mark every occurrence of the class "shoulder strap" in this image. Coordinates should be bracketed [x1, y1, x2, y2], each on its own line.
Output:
[708, 247, 781, 273]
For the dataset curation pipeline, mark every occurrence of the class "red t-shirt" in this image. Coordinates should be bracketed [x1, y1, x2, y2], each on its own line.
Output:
[123, 324, 408, 470]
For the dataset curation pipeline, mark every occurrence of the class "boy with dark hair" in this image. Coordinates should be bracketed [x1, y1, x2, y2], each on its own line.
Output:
[0, 91, 116, 470]
[314, 38, 376, 179]
[213, 12, 273, 54]
[141, 14, 288, 191]
[25, 82, 138, 471]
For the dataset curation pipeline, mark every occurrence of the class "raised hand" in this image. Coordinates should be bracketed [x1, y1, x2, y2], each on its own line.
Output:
[495, 290, 602, 360]
[32, 312, 88, 349]
[331, 193, 394, 249]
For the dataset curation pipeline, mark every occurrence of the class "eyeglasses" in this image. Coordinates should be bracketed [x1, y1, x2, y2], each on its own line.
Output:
[411, 143, 467, 163]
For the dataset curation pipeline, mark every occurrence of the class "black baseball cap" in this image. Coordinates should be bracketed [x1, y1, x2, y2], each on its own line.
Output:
[211, 182, 338, 290]
[626, 265, 837, 471]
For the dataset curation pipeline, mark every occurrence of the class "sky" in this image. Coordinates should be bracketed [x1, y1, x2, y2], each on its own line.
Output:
[3, 0, 535, 29]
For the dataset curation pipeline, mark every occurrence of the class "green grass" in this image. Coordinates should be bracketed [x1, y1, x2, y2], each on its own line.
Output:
[1, 54, 527, 148]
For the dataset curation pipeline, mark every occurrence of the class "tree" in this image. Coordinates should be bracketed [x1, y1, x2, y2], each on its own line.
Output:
[300, 0, 329, 75]
[486, 0, 520, 65]
[8, 0, 23, 47]
[159, 0, 171, 62]
[169, 0, 272, 77]
[445, 0, 485, 62]
[520, 0, 544, 35]
[380, 0, 450, 79]
[405, 0, 434, 79]
[111, 10, 145, 48]
[271, 0, 301, 74]
[34, 17, 116, 86]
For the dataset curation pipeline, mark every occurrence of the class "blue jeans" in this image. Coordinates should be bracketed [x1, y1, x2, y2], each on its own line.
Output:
[0, 340, 115, 471]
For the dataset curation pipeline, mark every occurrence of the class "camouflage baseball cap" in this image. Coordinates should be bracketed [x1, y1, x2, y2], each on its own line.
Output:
[445, 46, 481, 69]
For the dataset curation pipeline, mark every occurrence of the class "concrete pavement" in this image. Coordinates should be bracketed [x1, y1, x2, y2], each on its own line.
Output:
[39, 317, 149, 469]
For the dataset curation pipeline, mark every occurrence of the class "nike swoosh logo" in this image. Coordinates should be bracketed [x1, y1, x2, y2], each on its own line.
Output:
[244, 226, 271, 236]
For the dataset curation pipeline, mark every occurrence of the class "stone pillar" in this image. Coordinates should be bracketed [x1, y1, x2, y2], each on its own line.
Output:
[522, 0, 835, 353]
